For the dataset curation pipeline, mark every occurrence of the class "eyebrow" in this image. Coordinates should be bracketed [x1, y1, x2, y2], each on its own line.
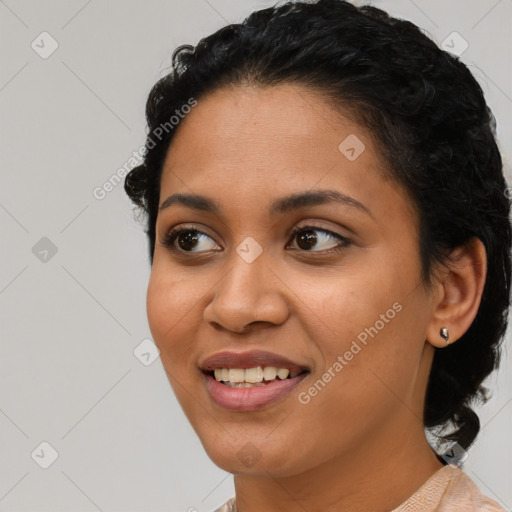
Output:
[159, 189, 373, 218]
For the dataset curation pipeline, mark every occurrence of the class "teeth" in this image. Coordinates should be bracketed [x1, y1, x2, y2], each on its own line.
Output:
[228, 368, 245, 383]
[277, 368, 290, 380]
[245, 366, 264, 383]
[213, 366, 298, 384]
[263, 367, 277, 380]
[223, 381, 267, 388]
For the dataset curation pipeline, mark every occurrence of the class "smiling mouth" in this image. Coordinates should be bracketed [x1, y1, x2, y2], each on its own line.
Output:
[204, 367, 309, 388]
[201, 364, 310, 411]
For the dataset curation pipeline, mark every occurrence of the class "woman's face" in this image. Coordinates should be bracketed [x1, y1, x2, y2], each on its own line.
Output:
[147, 83, 439, 476]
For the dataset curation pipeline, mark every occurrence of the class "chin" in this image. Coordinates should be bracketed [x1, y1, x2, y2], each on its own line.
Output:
[199, 434, 304, 477]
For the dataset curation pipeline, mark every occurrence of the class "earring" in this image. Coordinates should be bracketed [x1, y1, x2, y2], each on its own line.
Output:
[440, 327, 450, 345]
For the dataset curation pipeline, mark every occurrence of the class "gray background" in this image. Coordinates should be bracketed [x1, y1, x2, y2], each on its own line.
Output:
[0, 0, 511, 511]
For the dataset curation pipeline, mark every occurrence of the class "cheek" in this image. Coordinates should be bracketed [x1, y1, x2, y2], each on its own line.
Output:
[146, 272, 204, 415]
[301, 268, 397, 344]
[146, 273, 175, 343]
[146, 269, 203, 366]
[299, 264, 423, 396]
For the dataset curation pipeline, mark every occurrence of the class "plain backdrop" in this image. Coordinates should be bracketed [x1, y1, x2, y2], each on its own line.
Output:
[0, 1, 511, 511]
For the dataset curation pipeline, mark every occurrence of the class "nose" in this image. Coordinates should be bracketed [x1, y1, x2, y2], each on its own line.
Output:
[203, 253, 289, 333]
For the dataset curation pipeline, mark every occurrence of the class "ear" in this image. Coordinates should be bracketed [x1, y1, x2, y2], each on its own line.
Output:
[426, 237, 487, 348]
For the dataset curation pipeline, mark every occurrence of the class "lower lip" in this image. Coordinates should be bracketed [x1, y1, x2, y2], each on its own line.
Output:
[202, 372, 308, 411]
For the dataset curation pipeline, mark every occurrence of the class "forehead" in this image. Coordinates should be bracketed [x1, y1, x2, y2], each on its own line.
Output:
[159, 83, 417, 224]
[165, 83, 363, 171]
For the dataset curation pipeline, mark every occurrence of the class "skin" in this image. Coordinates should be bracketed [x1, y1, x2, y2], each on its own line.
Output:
[146, 83, 487, 512]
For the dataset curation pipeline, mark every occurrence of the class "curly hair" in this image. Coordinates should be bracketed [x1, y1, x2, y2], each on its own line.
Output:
[124, 0, 511, 452]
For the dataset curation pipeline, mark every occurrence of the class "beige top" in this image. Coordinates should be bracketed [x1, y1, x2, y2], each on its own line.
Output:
[212, 465, 506, 512]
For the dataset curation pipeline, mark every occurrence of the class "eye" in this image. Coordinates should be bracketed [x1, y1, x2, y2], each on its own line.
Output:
[160, 225, 351, 255]
[161, 228, 220, 253]
[288, 226, 351, 253]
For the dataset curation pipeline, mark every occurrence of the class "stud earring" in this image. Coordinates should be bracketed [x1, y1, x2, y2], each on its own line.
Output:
[440, 327, 450, 345]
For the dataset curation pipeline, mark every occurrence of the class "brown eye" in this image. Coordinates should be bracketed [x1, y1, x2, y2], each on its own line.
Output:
[289, 227, 351, 253]
[161, 229, 220, 252]
[296, 230, 318, 250]
[176, 231, 200, 251]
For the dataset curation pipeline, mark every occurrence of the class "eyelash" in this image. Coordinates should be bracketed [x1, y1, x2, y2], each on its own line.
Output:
[160, 224, 352, 255]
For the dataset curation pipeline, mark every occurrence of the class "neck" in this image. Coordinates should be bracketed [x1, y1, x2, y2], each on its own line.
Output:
[232, 419, 444, 512]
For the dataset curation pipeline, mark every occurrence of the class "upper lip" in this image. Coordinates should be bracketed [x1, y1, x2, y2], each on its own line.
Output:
[199, 350, 309, 374]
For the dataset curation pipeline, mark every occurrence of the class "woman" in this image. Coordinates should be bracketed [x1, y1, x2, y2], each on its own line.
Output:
[124, 0, 510, 510]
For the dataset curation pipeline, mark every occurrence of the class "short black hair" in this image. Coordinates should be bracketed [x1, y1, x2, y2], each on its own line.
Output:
[125, 0, 511, 452]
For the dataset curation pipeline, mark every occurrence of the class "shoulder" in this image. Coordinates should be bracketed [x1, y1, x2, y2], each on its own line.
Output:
[438, 465, 506, 512]
[213, 468, 507, 512]
[392, 464, 506, 512]
[212, 496, 236, 512]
